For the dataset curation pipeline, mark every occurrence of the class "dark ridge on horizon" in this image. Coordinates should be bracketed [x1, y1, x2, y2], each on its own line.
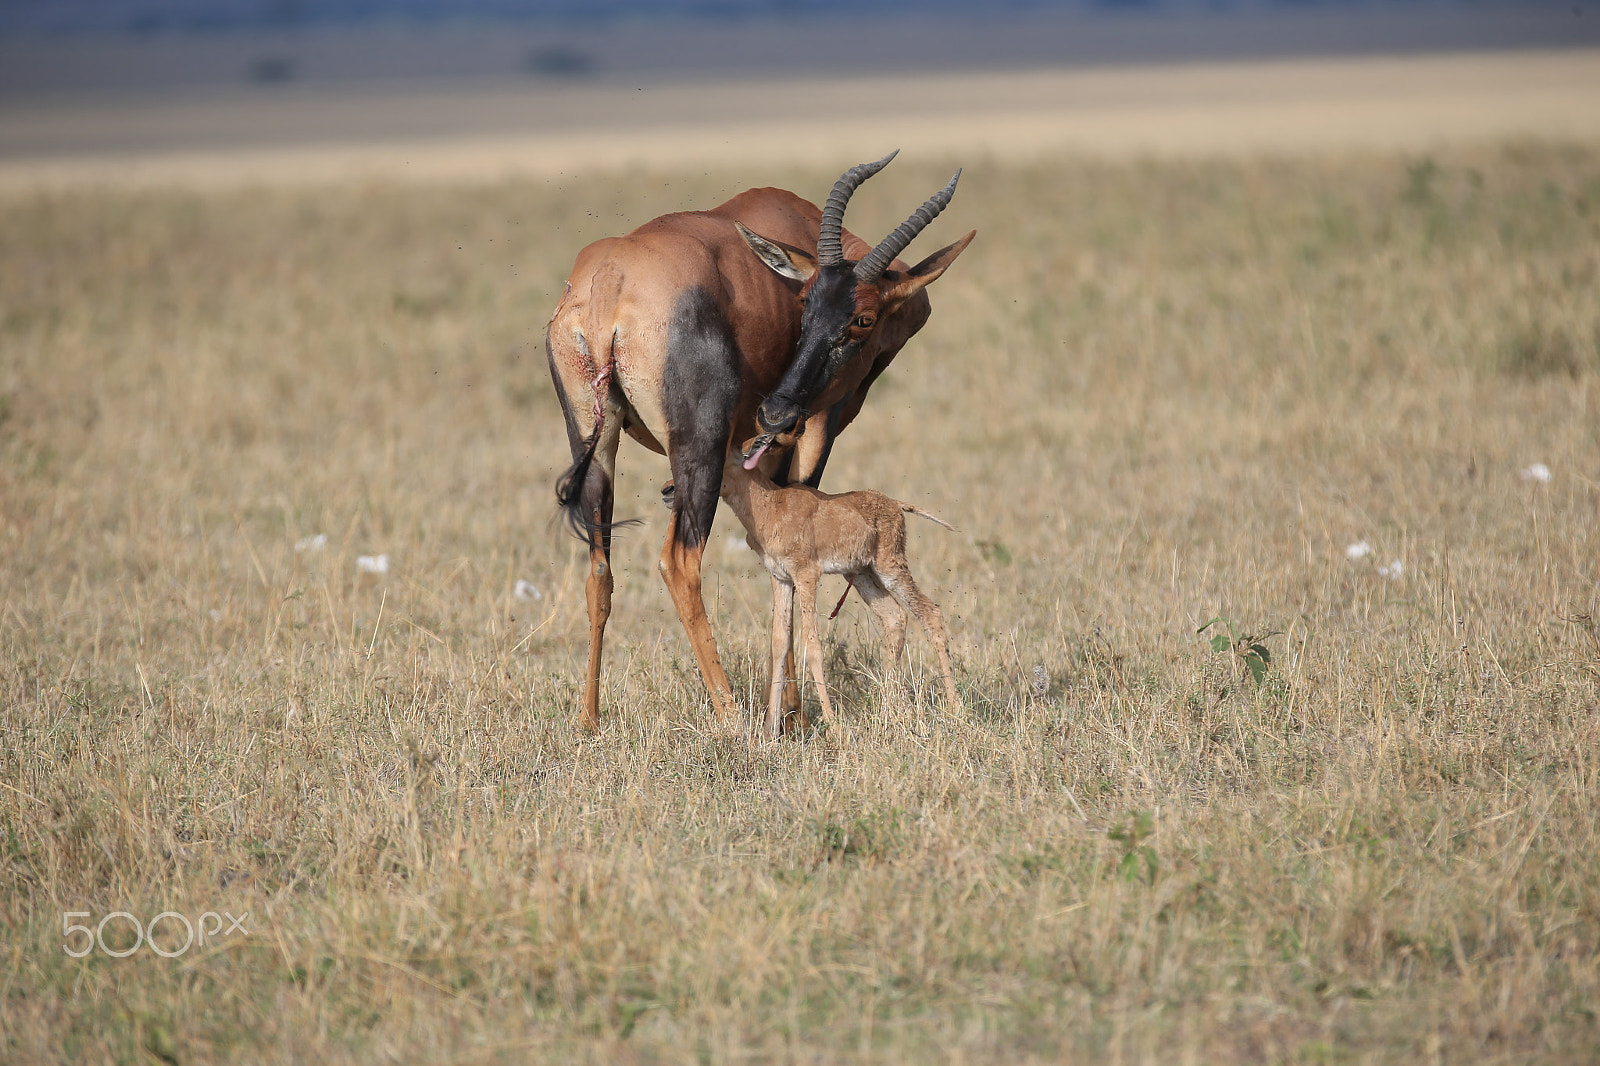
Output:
[0, 0, 1580, 37]
[0, 1, 1591, 100]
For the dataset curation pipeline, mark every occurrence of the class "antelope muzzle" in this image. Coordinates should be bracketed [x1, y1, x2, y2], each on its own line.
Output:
[755, 399, 805, 437]
[740, 418, 805, 471]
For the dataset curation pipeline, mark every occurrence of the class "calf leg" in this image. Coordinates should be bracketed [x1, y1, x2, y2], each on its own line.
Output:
[779, 642, 803, 732]
[793, 569, 835, 724]
[878, 563, 962, 714]
[765, 576, 795, 739]
[849, 572, 908, 667]
[774, 400, 843, 724]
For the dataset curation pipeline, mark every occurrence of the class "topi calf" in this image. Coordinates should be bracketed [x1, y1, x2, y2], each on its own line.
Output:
[719, 457, 962, 736]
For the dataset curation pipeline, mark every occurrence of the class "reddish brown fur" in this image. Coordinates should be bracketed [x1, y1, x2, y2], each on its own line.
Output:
[548, 182, 972, 731]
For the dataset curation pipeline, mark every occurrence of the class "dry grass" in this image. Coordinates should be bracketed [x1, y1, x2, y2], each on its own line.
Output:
[2, 143, 1599, 1064]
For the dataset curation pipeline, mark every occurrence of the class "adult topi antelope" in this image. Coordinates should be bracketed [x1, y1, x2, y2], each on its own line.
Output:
[548, 152, 975, 730]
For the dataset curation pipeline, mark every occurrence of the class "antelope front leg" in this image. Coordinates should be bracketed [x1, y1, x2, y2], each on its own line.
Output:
[779, 641, 803, 728]
[775, 404, 839, 726]
[659, 513, 740, 725]
[794, 571, 835, 725]
[765, 576, 795, 738]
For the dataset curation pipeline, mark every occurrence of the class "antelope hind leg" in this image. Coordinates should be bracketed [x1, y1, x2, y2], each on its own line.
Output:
[576, 434, 619, 730]
[851, 571, 907, 667]
[881, 564, 962, 715]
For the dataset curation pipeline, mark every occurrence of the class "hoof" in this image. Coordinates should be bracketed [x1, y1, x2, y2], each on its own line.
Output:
[778, 706, 814, 738]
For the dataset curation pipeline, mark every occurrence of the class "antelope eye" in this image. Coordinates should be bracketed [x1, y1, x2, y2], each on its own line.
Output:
[853, 315, 875, 330]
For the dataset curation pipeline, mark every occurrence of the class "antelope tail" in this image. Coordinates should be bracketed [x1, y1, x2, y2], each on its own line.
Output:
[554, 311, 625, 540]
[554, 419, 605, 539]
[901, 503, 958, 532]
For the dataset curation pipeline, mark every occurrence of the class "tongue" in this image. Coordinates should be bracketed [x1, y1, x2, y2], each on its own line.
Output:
[742, 441, 771, 470]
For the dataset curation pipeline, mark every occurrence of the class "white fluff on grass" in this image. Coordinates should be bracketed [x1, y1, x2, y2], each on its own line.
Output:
[356, 554, 389, 574]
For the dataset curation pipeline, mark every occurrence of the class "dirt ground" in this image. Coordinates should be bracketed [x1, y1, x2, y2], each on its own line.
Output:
[2, 48, 1597, 191]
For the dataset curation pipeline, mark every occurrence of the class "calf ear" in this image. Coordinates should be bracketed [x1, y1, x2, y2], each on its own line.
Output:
[881, 230, 977, 309]
[736, 222, 817, 282]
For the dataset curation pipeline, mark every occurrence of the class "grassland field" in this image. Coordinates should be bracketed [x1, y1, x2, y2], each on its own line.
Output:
[1, 141, 1599, 1063]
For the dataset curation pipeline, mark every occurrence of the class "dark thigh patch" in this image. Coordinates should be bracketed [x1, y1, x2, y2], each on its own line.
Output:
[663, 286, 742, 546]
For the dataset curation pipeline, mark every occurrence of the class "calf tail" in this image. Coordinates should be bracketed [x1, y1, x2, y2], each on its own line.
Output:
[901, 503, 958, 532]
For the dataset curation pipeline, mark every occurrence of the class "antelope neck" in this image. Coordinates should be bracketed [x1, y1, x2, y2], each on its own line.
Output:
[721, 467, 785, 531]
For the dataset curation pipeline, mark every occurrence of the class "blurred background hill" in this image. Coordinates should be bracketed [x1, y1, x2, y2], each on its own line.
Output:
[1, 1, 1595, 185]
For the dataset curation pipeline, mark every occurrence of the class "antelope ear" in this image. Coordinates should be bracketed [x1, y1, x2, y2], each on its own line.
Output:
[880, 229, 977, 308]
[736, 221, 816, 282]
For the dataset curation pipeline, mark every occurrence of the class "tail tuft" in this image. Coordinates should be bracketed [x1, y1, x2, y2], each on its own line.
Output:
[554, 430, 639, 541]
[554, 431, 602, 540]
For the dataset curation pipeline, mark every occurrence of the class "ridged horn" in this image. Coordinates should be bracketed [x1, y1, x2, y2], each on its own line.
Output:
[854, 169, 962, 284]
[816, 150, 899, 266]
